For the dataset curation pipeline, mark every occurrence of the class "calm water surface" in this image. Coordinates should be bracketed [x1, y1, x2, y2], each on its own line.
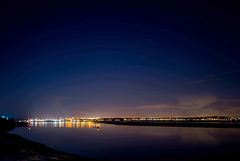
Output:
[12, 121, 240, 161]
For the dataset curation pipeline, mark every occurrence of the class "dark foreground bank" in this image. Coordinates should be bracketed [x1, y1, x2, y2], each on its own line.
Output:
[0, 132, 107, 161]
[0, 117, 108, 161]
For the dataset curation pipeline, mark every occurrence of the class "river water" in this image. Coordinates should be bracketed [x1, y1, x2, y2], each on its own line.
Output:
[12, 121, 240, 161]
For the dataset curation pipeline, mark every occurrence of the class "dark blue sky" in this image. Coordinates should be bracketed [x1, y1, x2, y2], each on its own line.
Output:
[1, 0, 240, 118]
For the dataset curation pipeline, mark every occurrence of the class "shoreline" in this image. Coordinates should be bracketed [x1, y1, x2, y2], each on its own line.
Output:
[0, 131, 108, 161]
[99, 121, 240, 128]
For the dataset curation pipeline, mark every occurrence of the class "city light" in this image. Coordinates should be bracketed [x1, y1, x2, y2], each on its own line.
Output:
[25, 116, 240, 123]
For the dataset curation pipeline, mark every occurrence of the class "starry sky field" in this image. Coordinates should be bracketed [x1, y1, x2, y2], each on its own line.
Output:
[0, 0, 240, 119]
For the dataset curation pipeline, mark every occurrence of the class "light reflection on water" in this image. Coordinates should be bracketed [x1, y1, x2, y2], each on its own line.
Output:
[13, 122, 240, 161]
[29, 121, 102, 129]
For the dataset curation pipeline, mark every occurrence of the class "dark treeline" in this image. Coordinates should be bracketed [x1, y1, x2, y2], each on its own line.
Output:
[0, 117, 15, 134]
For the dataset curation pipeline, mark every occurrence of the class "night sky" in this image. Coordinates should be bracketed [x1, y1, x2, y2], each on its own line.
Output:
[1, 0, 240, 119]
